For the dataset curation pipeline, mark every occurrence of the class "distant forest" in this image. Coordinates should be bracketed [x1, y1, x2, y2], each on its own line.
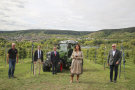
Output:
[0, 29, 93, 36]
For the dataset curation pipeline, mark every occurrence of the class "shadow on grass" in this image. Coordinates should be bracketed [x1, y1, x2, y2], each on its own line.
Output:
[83, 68, 100, 72]
[60, 68, 100, 73]
[0, 69, 4, 73]
[41, 68, 100, 75]
[80, 80, 102, 85]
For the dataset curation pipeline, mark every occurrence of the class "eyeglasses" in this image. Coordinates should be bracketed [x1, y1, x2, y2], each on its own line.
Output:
[112, 46, 115, 47]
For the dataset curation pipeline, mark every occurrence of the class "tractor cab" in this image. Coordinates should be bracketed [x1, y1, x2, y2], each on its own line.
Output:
[43, 40, 78, 72]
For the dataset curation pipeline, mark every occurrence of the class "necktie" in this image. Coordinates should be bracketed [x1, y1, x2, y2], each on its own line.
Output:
[55, 51, 56, 56]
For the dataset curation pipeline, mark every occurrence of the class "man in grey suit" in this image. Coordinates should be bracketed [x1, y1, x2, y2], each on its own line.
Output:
[107, 44, 121, 83]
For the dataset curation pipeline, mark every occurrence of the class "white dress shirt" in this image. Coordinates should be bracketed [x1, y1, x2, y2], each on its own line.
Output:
[38, 49, 41, 59]
[112, 50, 116, 56]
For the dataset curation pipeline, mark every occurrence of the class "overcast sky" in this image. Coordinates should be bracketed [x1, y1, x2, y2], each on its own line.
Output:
[0, 0, 135, 31]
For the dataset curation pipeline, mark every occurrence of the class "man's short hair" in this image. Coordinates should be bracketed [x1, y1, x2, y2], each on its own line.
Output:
[12, 43, 15, 46]
[112, 44, 116, 47]
[38, 45, 41, 48]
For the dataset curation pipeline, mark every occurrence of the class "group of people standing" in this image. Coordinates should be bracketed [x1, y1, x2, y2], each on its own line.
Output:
[7, 43, 121, 84]
[7, 43, 61, 77]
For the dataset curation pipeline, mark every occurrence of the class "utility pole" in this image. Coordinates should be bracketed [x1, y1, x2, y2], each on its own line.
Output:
[87, 49, 89, 60]
[119, 43, 122, 79]
[104, 46, 106, 70]
[95, 47, 97, 64]
[31, 41, 34, 75]
[5, 44, 7, 67]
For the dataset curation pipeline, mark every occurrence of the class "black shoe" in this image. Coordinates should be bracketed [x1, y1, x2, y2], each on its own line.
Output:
[12, 75, 16, 78]
[8, 76, 11, 79]
[114, 80, 116, 83]
[110, 80, 113, 82]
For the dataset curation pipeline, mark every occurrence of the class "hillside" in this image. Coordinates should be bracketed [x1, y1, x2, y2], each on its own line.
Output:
[0, 29, 92, 35]
[0, 29, 93, 41]
[86, 27, 135, 39]
[0, 27, 135, 42]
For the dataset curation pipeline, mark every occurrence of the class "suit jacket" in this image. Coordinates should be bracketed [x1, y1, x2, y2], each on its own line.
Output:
[51, 51, 60, 64]
[107, 49, 121, 66]
[34, 50, 43, 62]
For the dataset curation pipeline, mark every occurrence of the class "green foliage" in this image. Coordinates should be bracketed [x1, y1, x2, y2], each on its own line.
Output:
[97, 44, 105, 64]
[88, 48, 96, 61]
[131, 47, 135, 64]
[18, 47, 27, 60]
[130, 39, 135, 46]
[0, 48, 4, 56]
[0, 27, 135, 65]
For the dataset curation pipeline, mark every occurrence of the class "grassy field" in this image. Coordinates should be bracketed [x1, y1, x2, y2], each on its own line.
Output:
[0, 58, 135, 90]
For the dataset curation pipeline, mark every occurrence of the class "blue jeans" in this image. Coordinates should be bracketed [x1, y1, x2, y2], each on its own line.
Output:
[8, 59, 16, 77]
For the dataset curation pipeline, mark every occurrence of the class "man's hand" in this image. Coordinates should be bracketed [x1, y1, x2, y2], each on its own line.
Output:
[73, 56, 76, 59]
[7, 59, 9, 64]
[34, 61, 36, 64]
[7, 54, 9, 64]
[107, 63, 110, 66]
[17, 54, 18, 64]
[116, 61, 119, 65]
[74, 56, 78, 59]
[17, 59, 18, 64]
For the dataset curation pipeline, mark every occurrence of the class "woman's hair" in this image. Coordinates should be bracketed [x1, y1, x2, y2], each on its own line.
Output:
[74, 44, 81, 51]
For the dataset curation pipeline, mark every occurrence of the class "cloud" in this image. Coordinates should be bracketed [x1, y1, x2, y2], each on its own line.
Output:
[0, 0, 135, 31]
[0, 0, 31, 30]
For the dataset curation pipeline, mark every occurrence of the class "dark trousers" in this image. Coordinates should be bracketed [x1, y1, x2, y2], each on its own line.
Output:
[110, 65, 118, 81]
[8, 59, 16, 77]
[52, 62, 58, 74]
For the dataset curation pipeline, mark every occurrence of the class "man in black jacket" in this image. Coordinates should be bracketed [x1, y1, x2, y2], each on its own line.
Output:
[51, 46, 60, 75]
[107, 44, 121, 83]
[34, 45, 43, 75]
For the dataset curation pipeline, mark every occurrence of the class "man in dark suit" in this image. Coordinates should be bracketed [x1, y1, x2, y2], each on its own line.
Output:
[51, 46, 60, 75]
[34, 45, 43, 75]
[107, 44, 121, 83]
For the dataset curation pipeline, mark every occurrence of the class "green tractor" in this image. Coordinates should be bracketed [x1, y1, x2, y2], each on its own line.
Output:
[43, 40, 78, 72]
